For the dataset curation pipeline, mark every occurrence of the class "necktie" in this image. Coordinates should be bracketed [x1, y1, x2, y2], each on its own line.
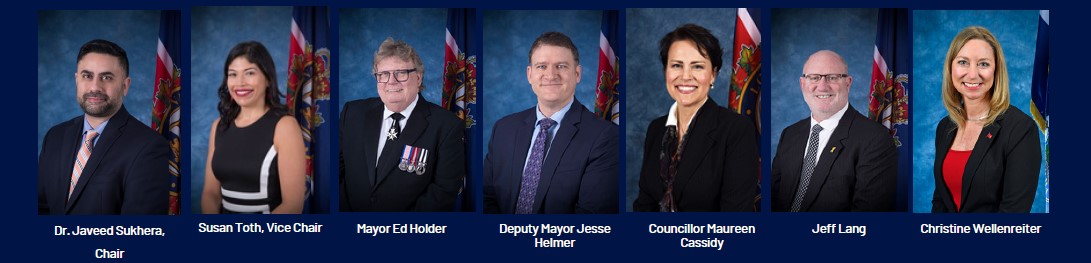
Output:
[388, 113, 404, 141]
[69, 131, 99, 199]
[791, 124, 823, 212]
[516, 118, 556, 214]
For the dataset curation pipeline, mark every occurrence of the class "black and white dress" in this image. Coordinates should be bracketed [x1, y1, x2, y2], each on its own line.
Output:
[212, 110, 283, 214]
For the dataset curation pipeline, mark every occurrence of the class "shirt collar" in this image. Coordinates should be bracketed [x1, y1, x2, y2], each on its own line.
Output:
[536, 98, 574, 126]
[383, 94, 420, 120]
[665, 97, 708, 128]
[810, 103, 849, 129]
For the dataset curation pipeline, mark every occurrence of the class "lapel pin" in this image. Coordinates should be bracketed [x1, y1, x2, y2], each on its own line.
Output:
[987, 133, 993, 139]
[830, 146, 836, 153]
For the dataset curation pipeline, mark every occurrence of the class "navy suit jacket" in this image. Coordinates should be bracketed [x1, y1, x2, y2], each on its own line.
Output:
[484, 99, 618, 214]
[772, 106, 898, 212]
[38, 106, 169, 215]
[932, 107, 1041, 213]
[633, 99, 760, 212]
[339, 95, 466, 212]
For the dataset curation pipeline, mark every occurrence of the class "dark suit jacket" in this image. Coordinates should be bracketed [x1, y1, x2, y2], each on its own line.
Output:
[932, 107, 1041, 213]
[38, 106, 169, 215]
[633, 99, 759, 212]
[772, 105, 897, 212]
[483, 99, 618, 214]
[339, 95, 466, 212]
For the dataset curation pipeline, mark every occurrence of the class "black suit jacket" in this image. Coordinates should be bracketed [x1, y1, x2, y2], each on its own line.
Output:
[483, 99, 619, 214]
[633, 99, 759, 212]
[38, 106, 169, 215]
[339, 95, 466, 212]
[772, 106, 897, 212]
[932, 107, 1041, 213]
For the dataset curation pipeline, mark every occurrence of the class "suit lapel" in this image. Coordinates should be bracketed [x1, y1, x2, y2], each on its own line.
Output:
[960, 120, 1001, 212]
[507, 110, 535, 212]
[934, 120, 958, 212]
[376, 95, 432, 188]
[780, 121, 807, 205]
[533, 101, 586, 213]
[58, 117, 82, 211]
[361, 103, 383, 189]
[67, 107, 130, 213]
[672, 100, 719, 202]
[800, 107, 853, 211]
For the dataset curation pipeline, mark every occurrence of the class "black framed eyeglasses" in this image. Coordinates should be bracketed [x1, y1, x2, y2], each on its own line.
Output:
[801, 73, 849, 83]
[375, 68, 418, 83]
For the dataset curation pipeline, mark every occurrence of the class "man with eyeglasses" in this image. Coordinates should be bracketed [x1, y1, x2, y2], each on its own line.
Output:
[483, 32, 619, 214]
[340, 37, 466, 212]
[771, 50, 897, 212]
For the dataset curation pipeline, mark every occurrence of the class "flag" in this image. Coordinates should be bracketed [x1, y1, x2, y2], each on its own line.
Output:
[287, 6, 332, 213]
[867, 8, 911, 211]
[594, 10, 620, 124]
[151, 10, 182, 215]
[729, 8, 761, 134]
[442, 8, 479, 211]
[1030, 10, 1049, 212]
[730, 8, 762, 211]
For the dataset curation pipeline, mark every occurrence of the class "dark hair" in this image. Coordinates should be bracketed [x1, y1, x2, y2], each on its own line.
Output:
[528, 31, 579, 64]
[658, 24, 723, 73]
[217, 41, 288, 131]
[77, 39, 129, 76]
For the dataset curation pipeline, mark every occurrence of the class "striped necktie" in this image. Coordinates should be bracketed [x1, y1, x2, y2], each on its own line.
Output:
[69, 131, 99, 199]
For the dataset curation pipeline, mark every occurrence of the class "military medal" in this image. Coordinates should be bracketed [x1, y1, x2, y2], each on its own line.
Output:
[399, 145, 412, 171]
[415, 148, 428, 175]
[387, 126, 398, 141]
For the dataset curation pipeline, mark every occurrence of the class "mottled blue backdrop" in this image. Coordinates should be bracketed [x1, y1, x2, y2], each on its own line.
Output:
[37, 10, 159, 156]
[482, 10, 601, 157]
[912, 10, 1047, 213]
[189, 6, 293, 213]
[623, 8, 737, 212]
[770, 8, 877, 160]
[339, 8, 446, 108]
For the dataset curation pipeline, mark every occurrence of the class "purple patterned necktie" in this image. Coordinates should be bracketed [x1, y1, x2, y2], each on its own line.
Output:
[516, 118, 556, 214]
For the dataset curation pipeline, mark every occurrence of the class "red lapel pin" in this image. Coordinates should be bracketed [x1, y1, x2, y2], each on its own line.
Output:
[987, 133, 993, 139]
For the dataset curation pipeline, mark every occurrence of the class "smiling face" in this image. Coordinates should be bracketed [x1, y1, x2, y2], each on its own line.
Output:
[664, 40, 715, 109]
[75, 52, 130, 119]
[951, 39, 995, 102]
[227, 57, 269, 109]
[375, 56, 421, 112]
[799, 51, 852, 121]
[527, 44, 581, 110]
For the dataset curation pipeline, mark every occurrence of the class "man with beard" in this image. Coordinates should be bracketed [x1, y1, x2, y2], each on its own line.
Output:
[38, 39, 169, 215]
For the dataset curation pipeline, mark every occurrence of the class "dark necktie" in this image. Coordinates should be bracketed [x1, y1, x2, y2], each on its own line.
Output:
[791, 124, 823, 212]
[388, 113, 404, 141]
[516, 118, 556, 214]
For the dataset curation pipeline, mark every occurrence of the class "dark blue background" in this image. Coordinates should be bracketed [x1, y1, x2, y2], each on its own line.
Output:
[23, 1, 1073, 261]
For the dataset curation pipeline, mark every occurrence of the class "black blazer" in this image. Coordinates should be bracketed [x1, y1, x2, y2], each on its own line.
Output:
[633, 99, 759, 212]
[339, 95, 466, 212]
[38, 106, 169, 215]
[483, 99, 619, 214]
[772, 106, 897, 212]
[932, 107, 1041, 213]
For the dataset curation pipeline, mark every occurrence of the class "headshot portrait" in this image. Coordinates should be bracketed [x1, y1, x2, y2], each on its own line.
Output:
[38, 10, 181, 215]
[770, 8, 909, 212]
[625, 8, 762, 212]
[482, 10, 620, 214]
[338, 8, 478, 212]
[191, 6, 331, 214]
[913, 10, 1049, 213]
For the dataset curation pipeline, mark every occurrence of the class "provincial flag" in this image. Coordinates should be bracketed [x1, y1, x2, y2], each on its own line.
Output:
[150, 10, 182, 215]
[442, 8, 479, 211]
[1031, 10, 1049, 212]
[595, 10, 620, 125]
[288, 6, 332, 213]
[867, 8, 911, 211]
[729, 8, 761, 135]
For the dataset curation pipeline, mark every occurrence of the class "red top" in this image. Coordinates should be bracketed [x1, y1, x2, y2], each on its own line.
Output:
[943, 149, 973, 211]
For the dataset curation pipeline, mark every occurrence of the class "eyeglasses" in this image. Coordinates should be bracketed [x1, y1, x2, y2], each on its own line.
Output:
[801, 74, 849, 83]
[374, 68, 417, 83]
